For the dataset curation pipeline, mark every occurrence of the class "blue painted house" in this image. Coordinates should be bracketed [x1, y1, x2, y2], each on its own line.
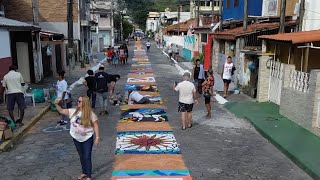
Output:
[222, 0, 263, 20]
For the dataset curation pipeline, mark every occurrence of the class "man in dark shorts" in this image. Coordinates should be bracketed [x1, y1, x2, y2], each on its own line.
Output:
[174, 72, 198, 130]
[0, 66, 26, 126]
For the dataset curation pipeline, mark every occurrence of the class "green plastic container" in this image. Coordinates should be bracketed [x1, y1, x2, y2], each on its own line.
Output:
[50, 96, 57, 112]
[32, 89, 45, 103]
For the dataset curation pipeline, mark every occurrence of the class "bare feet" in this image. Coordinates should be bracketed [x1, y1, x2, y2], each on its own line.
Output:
[206, 113, 212, 118]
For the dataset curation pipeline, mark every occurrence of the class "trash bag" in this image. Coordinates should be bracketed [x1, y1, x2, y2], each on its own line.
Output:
[50, 96, 57, 112]
[32, 89, 45, 103]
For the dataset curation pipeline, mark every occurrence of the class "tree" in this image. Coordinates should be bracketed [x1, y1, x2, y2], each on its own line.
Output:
[122, 0, 180, 29]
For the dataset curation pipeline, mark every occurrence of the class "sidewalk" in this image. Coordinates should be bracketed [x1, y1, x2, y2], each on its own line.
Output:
[0, 102, 49, 151]
[225, 101, 320, 179]
[0, 62, 95, 151]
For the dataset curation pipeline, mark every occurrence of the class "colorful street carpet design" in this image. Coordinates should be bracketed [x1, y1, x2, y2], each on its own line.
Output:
[116, 131, 180, 154]
[119, 108, 168, 123]
[127, 77, 156, 83]
[124, 84, 158, 92]
[111, 40, 191, 179]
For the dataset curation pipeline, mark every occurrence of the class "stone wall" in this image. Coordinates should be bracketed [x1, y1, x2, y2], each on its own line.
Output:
[280, 88, 313, 130]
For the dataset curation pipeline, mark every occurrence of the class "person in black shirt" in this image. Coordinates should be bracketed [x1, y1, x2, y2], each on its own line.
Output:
[95, 66, 109, 115]
[108, 74, 120, 101]
[84, 70, 96, 108]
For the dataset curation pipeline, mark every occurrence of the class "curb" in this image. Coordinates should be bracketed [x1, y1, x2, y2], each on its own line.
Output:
[0, 105, 50, 152]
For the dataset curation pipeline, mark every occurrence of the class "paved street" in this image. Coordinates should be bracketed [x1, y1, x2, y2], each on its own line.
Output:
[0, 41, 312, 180]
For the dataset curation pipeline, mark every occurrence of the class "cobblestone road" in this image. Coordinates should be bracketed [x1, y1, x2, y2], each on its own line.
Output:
[0, 41, 312, 180]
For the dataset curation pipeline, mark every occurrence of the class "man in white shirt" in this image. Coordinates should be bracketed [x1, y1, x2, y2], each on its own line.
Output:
[173, 72, 198, 130]
[146, 41, 151, 52]
[128, 90, 151, 105]
[56, 70, 69, 125]
[1, 66, 26, 126]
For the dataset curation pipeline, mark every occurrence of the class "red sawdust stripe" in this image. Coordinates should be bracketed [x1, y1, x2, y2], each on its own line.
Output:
[117, 122, 172, 132]
[121, 104, 166, 110]
[114, 154, 187, 170]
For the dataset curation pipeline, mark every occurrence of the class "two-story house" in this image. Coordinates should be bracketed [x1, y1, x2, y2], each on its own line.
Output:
[0, 1, 42, 82]
[91, 0, 114, 52]
[210, 0, 299, 98]
[4, 0, 94, 78]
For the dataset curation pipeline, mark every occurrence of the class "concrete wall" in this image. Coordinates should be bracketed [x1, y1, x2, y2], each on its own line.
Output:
[303, 0, 320, 31]
[0, 29, 12, 80]
[146, 19, 159, 32]
[99, 16, 112, 29]
[280, 65, 320, 136]
[99, 30, 112, 48]
[212, 38, 219, 72]
[223, 0, 263, 20]
[39, 22, 80, 40]
[0, 29, 11, 58]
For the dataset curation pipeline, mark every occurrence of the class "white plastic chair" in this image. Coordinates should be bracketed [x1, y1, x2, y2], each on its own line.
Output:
[22, 83, 35, 107]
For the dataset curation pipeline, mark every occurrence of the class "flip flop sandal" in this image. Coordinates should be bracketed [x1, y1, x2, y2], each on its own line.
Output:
[78, 174, 87, 180]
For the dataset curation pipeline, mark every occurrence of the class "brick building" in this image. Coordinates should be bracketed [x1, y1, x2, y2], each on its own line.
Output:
[4, 0, 94, 78]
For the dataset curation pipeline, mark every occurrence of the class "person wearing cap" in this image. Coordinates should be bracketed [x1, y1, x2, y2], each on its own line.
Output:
[173, 72, 198, 130]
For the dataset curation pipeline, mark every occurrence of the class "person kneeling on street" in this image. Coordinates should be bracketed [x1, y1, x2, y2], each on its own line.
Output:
[128, 90, 151, 105]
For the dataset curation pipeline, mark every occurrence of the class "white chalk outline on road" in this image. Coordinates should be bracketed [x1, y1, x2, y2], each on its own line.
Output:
[161, 50, 228, 105]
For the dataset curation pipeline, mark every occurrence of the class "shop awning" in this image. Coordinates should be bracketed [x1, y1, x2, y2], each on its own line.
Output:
[0, 17, 40, 31]
[258, 30, 320, 44]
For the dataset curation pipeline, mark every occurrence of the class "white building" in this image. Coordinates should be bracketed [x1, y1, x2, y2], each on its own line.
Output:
[146, 11, 191, 33]
[91, 0, 114, 52]
[302, 0, 320, 31]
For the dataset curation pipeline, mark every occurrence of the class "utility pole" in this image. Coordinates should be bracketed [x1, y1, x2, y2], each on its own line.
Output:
[32, 0, 42, 82]
[219, 0, 222, 31]
[32, 0, 39, 25]
[298, 0, 305, 31]
[67, 0, 74, 70]
[178, 4, 181, 35]
[279, 0, 286, 33]
[197, 0, 200, 27]
[120, 12, 123, 42]
[243, 0, 248, 30]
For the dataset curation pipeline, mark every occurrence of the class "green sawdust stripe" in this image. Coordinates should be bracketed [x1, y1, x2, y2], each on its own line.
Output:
[225, 102, 320, 179]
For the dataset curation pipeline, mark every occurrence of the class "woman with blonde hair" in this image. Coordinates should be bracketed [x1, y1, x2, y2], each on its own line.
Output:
[54, 96, 100, 180]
